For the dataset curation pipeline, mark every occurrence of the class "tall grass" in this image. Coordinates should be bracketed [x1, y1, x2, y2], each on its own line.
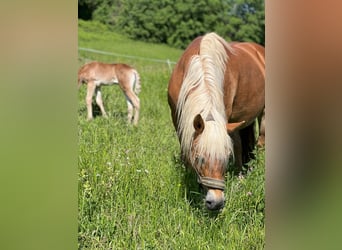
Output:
[78, 20, 265, 249]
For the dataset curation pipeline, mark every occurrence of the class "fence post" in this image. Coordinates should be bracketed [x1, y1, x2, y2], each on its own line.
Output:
[167, 59, 172, 73]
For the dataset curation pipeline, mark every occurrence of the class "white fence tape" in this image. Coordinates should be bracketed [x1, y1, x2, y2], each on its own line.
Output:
[78, 47, 177, 72]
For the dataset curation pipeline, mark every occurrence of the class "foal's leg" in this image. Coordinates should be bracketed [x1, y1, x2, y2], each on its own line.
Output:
[86, 81, 96, 120]
[125, 97, 134, 124]
[124, 90, 140, 125]
[132, 93, 140, 125]
[95, 87, 108, 118]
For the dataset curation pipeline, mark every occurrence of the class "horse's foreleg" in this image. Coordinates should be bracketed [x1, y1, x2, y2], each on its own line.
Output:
[86, 81, 96, 121]
[125, 91, 140, 125]
[257, 109, 265, 147]
[230, 131, 243, 173]
[95, 87, 108, 118]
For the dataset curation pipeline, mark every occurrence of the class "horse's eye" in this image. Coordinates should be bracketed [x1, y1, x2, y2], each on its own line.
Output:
[196, 156, 205, 165]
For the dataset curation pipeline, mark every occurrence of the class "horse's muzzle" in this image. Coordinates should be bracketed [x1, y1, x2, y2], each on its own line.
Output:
[197, 176, 226, 210]
[205, 189, 225, 210]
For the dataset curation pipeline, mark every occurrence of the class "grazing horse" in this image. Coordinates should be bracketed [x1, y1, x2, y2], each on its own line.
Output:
[78, 61, 141, 125]
[168, 33, 265, 210]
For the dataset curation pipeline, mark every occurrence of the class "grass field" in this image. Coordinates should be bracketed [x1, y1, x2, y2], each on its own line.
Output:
[78, 20, 265, 249]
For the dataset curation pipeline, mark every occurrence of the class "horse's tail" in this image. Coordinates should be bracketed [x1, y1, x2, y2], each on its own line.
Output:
[133, 69, 141, 95]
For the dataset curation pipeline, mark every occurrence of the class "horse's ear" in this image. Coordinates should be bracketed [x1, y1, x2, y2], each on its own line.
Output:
[193, 114, 205, 135]
[226, 121, 245, 133]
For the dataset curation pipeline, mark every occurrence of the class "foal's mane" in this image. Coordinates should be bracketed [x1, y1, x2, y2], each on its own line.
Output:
[176, 33, 234, 167]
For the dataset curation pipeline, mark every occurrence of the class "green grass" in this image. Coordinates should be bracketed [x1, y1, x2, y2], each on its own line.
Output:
[78, 20, 265, 249]
[78, 20, 182, 65]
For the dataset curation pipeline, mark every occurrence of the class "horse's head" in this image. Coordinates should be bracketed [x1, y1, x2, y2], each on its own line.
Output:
[189, 114, 245, 210]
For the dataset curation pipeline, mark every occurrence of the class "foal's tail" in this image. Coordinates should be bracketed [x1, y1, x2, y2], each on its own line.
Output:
[133, 70, 141, 95]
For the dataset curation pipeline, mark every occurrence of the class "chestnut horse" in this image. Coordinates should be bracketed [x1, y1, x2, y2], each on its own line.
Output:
[168, 33, 265, 210]
[78, 61, 141, 125]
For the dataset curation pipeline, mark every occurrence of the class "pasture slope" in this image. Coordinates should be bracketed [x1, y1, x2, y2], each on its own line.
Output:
[78, 20, 265, 249]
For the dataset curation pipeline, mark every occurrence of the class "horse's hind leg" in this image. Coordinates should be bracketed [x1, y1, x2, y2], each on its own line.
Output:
[240, 123, 257, 165]
[95, 87, 108, 118]
[124, 90, 140, 125]
[86, 81, 96, 120]
[257, 109, 265, 147]
[125, 97, 134, 124]
[132, 94, 140, 125]
[230, 131, 243, 174]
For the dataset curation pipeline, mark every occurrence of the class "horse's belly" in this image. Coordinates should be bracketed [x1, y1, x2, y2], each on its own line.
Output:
[94, 78, 119, 86]
[229, 98, 264, 125]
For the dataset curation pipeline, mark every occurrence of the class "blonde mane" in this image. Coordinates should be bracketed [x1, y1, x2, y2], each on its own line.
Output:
[176, 32, 234, 166]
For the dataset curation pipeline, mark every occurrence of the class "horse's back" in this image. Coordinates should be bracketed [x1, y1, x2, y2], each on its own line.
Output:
[112, 63, 136, 81]
[224, 42, 265, 125]
[231, 42, 264, 55]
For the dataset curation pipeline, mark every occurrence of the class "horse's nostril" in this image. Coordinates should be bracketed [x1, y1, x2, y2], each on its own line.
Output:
[205, 198, 216, 210]
[205, 197, 224, 210]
